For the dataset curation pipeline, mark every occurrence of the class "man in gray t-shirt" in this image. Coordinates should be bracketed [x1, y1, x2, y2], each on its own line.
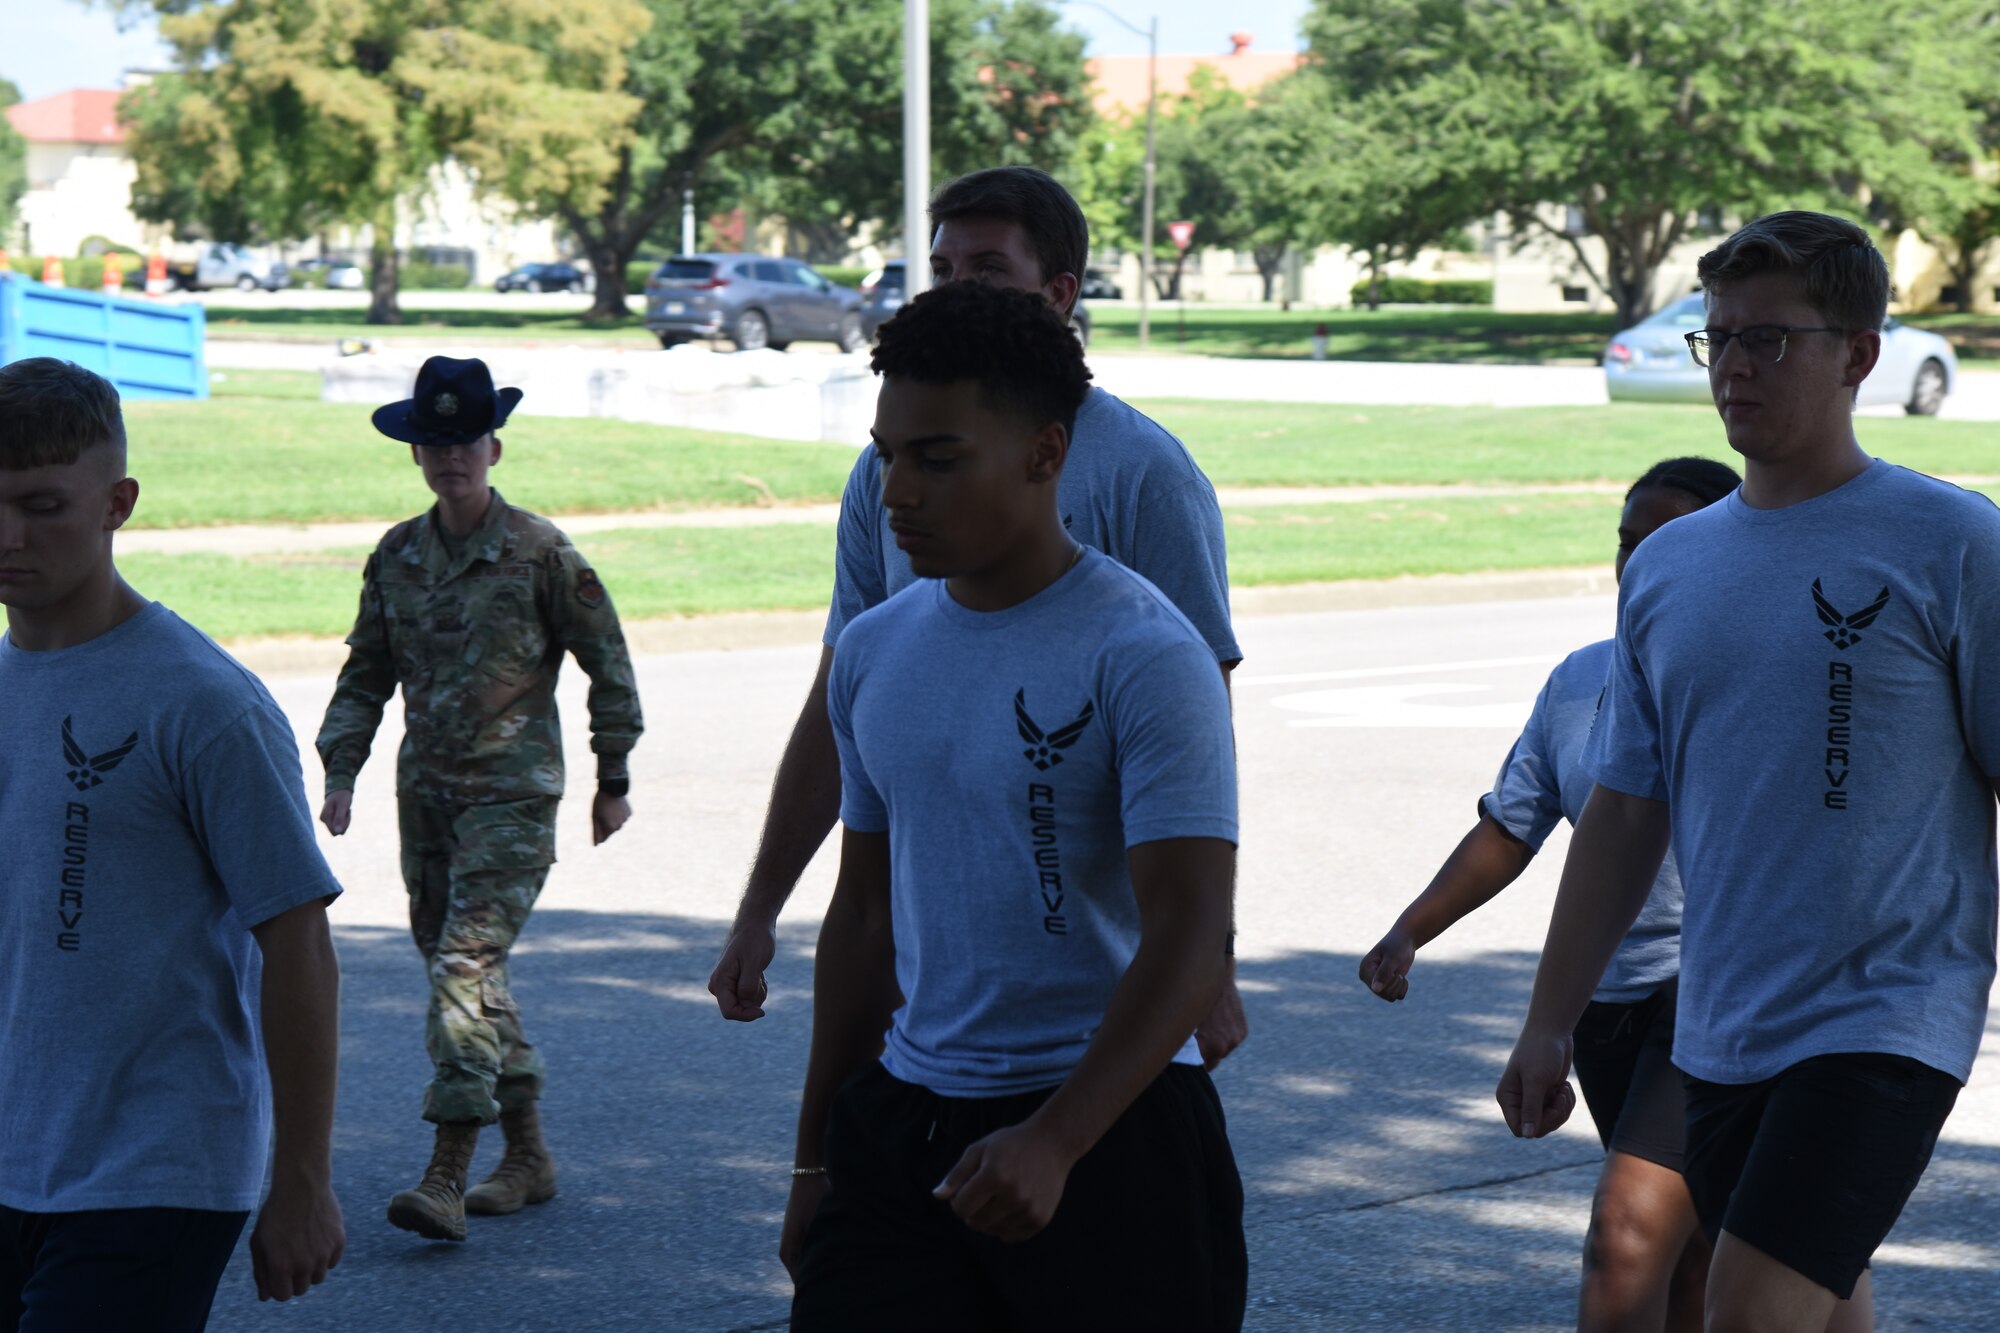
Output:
[708, 165, 1248, 1066]
[0, 359, 345, 1327]
[784, 277, 1242, 1331]
[1497, 214, 1998, 1329]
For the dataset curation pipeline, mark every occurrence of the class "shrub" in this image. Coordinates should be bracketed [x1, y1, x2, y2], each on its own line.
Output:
[1348, 277, 1494, 306]
[626, 260, 660, 291]
[815, 264, 871, 289]
[4, 255, 138, 290]
[401, 261, 471, 290]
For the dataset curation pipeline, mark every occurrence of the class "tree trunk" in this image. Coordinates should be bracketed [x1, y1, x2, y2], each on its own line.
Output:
[1606, 239, 1654, 327]
[1366, 247, 1382, 310]
[366, 205, 401, 326]
[1255, 248, 1284, 303]
[583, 234, 633, 321]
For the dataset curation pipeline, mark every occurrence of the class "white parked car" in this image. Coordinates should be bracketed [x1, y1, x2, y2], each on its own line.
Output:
[1604, 293, 1956, 415]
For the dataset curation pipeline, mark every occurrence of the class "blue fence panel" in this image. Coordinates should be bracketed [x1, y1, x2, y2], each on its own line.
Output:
[0, 275, 208, 400]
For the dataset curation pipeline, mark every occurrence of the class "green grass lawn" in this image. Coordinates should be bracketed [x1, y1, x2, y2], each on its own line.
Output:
[1148, 399, 1998, 486]
[123, 398, 859, 528]
[123, 393, 1993, 529]
[122, 495, 1633, 640]
[209, 368, 322, 400]
[121, 523, 843, 639]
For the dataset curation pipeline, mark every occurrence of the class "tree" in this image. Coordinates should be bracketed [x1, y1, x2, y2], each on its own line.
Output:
[1907, 74, 2000, 314]
[1298, 0, 1992, 324]
[1272, 67, 1501, 310]
[114, 0, 645, 323]
[0, 79, 24, 250]
[1149, 70, 1320, 302]
[758, 0, 1093, 262]
[538, 0, 1092, 320]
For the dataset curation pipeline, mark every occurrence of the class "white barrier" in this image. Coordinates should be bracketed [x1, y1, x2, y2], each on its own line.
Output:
[320, 344, 877, 444]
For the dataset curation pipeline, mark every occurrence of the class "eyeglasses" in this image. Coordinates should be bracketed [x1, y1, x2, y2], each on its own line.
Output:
[1684, 325, 1844, 368]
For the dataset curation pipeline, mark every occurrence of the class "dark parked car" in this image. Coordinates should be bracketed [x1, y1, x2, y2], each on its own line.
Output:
[495, 262, 588, 294]
[859, 261, 1092, 345]
[643, 254, 866, 352]
[1080, 268, 1122, 300]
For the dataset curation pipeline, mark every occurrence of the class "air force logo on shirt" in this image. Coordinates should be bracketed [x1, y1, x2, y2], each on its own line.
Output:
[1813, 579, 1891, 810]
[62, 715, 138, 792]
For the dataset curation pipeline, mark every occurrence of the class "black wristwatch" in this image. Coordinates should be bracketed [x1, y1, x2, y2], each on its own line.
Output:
[598, 777, 630, 799]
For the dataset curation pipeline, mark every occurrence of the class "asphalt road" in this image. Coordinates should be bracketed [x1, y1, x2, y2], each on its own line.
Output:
[204, 593, 2000, 1331]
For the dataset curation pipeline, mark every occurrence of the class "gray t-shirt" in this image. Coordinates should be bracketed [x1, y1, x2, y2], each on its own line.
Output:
[1584, 461, 2000, 1084]
[829, 549, 1238, 1096]
[823, 386, 1242, 664]
[0, 603, 343, 1212]
[1482, 639, 1682, 1004]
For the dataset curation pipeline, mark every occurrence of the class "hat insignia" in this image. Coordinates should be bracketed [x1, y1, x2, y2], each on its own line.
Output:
[433, 392, 459, 417]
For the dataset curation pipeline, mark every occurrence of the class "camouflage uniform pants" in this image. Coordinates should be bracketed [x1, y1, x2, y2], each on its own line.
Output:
[399, 795, 557, 1125]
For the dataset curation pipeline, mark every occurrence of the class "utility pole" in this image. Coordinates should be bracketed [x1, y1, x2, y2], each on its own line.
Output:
[1139, 14, 1156, 348]
[681, 178, 696, 255]
[905, 0, 931, 298]
[1064, 2, 1156, 347]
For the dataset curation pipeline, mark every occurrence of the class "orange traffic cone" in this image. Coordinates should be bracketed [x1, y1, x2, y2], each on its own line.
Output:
[102, 254, 123, 295]
[145, 250, 169, 296]
[42, 256, 64, 288]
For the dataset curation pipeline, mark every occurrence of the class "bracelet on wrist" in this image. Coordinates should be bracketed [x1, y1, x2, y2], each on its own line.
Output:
[791, 1165, 827, 1178]
[598, 777, 630, 799]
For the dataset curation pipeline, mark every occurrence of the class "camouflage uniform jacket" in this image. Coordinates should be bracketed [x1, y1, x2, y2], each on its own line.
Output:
[316, 490, 642, 807]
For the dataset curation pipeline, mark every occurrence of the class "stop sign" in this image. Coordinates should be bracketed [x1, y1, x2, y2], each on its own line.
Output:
[1168, 221, 1196, 252]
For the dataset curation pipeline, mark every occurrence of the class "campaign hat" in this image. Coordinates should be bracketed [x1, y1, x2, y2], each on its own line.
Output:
[371, 355, 524, 447]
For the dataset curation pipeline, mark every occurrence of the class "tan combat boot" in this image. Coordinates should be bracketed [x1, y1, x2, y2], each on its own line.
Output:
[387, 1120, 480, 1241]
[464, 1101, 558, 1216]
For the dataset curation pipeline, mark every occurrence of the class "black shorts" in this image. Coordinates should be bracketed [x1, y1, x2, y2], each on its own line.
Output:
[1, 1204, 248, 1333]
[792, 1061, 1246, 1332]
[1570, 978, 1686, 1172]
[1682, 1052, 1960, 1300]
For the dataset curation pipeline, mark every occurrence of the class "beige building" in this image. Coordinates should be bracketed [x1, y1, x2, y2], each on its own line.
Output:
[5, 84, 563, 281]
[4, 89, 146, 258]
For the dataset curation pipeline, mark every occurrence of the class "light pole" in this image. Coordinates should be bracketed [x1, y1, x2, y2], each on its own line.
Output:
[905, 0, 931, 299]
[1066, 1, 1155, 348]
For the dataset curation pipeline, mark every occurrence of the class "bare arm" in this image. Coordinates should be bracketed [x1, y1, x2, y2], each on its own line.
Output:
[1197, 661, 1248, 1066]
[248, 900, 345, 1301]
[779, 827, 898, 1275]
[935, 837, 1234, 1241]
[709, 644, 843, 1020]
[1496, 784, 1670, 1139]
[1360, 815, 1536, 1001]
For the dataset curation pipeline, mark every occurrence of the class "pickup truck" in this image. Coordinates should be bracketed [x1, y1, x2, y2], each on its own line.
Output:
[171, 243, 290, 293]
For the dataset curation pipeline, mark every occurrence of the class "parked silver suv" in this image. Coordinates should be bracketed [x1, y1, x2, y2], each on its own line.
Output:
[643, 254, 865, 352]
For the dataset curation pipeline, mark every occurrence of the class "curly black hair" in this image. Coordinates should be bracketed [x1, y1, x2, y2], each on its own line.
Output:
[1628, 455, 1741, 506]
[870, 282, 1094, 438]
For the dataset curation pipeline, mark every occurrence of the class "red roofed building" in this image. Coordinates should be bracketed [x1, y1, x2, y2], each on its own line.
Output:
[4, 87, 145, 257]
[1085, 33, 1302, 116]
